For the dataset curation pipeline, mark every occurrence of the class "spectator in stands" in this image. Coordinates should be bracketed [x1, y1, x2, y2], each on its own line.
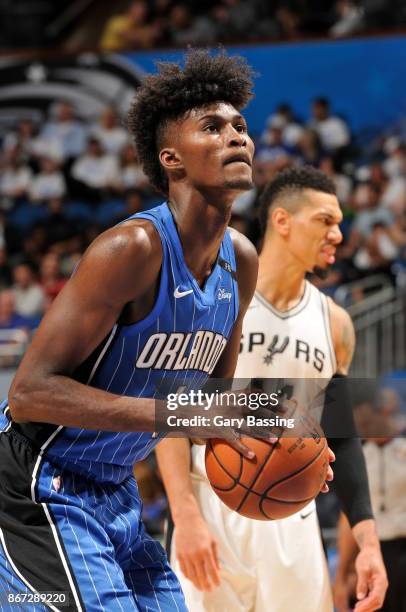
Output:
[255, 123, 293, 164]
[70, 138, 119, 203]
[116, 144, 149, 192]
[0, 145, 32, 209]
[0, 289, 31, 332]
[352, 182, 394, 237]
[29, 157, 66, 203]
[275, 4, 301, 38]
[296, 128, 324, 166]
[2, 120, 38, 161]
[0, 289, 30, 367]
[308, 97, 351, 162]
[334, 397, 406, 612]
[329, 0, 364, 38]
[166, 4, 214, 46]
[20, 226, 47, 270]
[40, 197, 78, 250]
[264, 104, 304, 148]
[39, 252, 66, 308]
[210, 0, 261, 41]
[382, 137, 406, 179]
[353, 220, 401, 276]
[12, 262, 45, 321]
[319, 155, 352, 205]
[40, 101, 86, 162]
[124, 188, 144, 217]
[0, 212, 20, 257]
[100, 0, 161, 51]
[90, 107, 128, 156]
[113, 188, 144, 226]
[0, 247, 12, 290]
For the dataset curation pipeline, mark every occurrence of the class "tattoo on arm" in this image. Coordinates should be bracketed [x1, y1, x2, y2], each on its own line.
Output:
[340, 316, 355, 372]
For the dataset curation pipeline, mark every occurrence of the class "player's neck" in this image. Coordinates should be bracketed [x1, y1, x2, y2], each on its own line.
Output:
[168, 190, 233, 286]
[257, 246, 306, 311]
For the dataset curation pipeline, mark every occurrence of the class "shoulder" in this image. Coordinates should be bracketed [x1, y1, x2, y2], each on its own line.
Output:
[85, 218, 161, 264]
[327, 297, 355, 375]
[73, 218, 163, 305]
[229, 227, 258, 273]
[228, 227, 258, 313]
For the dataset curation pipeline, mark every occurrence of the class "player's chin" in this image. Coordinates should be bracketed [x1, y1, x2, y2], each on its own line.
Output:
[223, 177, 254, 190]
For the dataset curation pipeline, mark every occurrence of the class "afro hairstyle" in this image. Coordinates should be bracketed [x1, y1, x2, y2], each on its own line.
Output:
[127, 49, 254, 194]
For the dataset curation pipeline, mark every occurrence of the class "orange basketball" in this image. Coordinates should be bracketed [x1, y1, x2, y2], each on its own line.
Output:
[205, 417, 329, 520]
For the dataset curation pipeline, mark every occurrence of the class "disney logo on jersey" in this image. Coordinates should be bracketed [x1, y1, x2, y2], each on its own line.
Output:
[136, 331, 227, 373]
[218, 287, 232, 301]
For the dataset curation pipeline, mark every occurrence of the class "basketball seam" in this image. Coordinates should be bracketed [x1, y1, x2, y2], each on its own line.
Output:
[235, 439, 277, 514]
[207, 440, 243, 490]
[262, 438, 327, 497]
[211, 482, 316, 504]
[258, 439, 327, 518]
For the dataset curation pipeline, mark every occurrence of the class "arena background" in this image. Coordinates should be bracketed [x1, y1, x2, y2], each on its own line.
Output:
[1, 0, 406, 596]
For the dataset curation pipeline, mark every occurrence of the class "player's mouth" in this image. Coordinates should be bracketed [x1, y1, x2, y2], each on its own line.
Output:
[223, 153, 252, 167]
[320, 246, 336, 265]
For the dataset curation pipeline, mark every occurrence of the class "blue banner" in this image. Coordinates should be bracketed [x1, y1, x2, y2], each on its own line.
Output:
[122, 35, 406, 139]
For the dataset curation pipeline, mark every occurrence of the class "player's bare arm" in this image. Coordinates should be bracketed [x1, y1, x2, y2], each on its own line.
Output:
[9, 219, 164, 431]
[329, 299, 388, 612]
[329, 299, 356, 376]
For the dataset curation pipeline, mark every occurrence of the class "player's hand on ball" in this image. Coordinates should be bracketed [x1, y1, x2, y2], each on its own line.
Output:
[175, 513, 220, 592]
[320, 447, 335, 493]
[353, 545, 388, 612]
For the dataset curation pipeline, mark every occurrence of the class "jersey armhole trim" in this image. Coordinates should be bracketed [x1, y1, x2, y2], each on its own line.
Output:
[120, 215, 169, 333]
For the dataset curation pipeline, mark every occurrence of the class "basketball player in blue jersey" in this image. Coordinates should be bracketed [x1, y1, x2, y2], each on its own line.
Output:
[158, 167, 388, 612]
[0, 50, 263, 611]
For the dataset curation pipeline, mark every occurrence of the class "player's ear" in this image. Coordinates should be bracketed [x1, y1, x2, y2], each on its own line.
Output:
[159, 148, 184, 173]
[271, 207, 291, 236]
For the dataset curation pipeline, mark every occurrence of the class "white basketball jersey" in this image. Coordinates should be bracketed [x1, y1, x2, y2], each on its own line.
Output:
[192, 280, 337, 478]
[236, 280, 336, 379]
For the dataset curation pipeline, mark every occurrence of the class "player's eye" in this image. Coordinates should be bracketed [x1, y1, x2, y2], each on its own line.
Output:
[204, 124, 218, 133]
[235, 124, 247, 133]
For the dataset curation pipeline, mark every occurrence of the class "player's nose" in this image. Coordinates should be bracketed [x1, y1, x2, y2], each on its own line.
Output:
[227, 125, 247, 147]
[329, 224, 343, 245]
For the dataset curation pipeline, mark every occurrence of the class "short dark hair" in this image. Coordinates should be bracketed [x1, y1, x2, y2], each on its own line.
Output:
[127, 49, 254, 194]
[259, 165, 336, 232]
[313, 97, 329, 108]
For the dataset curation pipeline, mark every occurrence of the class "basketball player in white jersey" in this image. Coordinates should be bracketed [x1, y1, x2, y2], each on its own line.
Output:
[157, 166, 387, 612]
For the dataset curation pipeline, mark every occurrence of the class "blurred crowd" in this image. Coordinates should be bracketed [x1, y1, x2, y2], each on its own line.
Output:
[99, 0, 406, 51]
[1, 94, 406, 355]
[233, 97, 406, 301]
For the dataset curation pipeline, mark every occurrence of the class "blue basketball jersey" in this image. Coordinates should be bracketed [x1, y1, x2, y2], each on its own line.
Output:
[3, 202, 239, 483]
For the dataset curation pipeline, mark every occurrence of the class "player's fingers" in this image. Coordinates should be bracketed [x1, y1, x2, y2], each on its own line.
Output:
[184, 559, 205, 591]
[353, 592, 381, 612]
[356, 569, 369, 601]
[204, 548, 221, 588]
[178, 556, 198, 587]
[211, 539, 221, 572]
[228, 436, 255, 459]
[354, 575, 387, 612]
[192, 557, 212, 591]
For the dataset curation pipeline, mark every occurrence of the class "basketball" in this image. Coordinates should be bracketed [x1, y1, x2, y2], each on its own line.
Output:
[205, 416, 329, 520]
